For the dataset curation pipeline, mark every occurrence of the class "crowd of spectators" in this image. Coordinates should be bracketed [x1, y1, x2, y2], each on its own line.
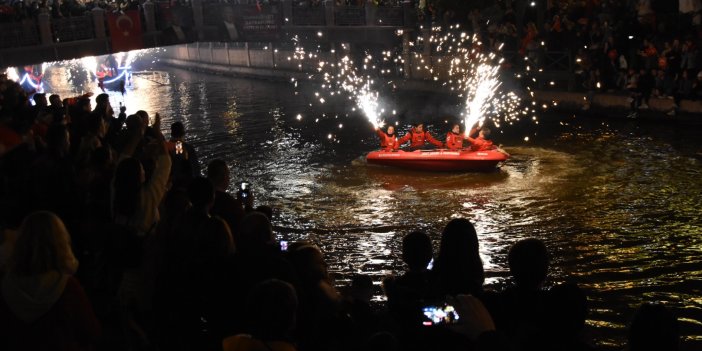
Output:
[5, 0, 702, 112]
[420, 0, 702, 112]
[0, 71, 687, 350]
[0, 0, 142, 23]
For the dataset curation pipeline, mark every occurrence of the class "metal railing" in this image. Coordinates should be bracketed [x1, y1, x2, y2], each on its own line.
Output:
[292, 5, 326, 25]
[0, 21, 40, 49]
[334, 6, 365, 26]
[375, 6, 403, 26]
[52, 15, 94, 43]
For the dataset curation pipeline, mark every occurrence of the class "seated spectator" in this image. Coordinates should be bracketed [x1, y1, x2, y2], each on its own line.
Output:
[0, 211, 100, 351]
[287, 243, 346, 351]
[487, 238, 550, 350]
[545, 283, 593, 351]
[343, 274, 379, 342]
[187, 216, 237, 350]
[430, 218, 484, 297]
[165, 176, 216, 278]
[384, 231, 433, 327]
[222, 279, 299, 351]
[208, 159, 245, 235]
[221, 213, 295, 337]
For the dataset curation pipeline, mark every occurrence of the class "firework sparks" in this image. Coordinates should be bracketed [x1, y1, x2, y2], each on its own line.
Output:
[290, 24, 536, 140]
[313, 54, 386, 129]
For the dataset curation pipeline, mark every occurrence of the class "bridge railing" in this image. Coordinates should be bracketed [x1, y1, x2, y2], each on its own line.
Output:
[374, 6, 404, 26]
[292, 4, 326, 25]
[52, 15, 95, 43]
[0, 21, 40, 49]
[333, 5, 366, 26]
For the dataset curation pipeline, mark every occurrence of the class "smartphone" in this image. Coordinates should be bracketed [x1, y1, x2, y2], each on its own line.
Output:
[238, 181, 250, 199]
[426, 258, 434, 270]
[175, 141, 183, 154]
[280, 240, 288, 252]
[422, 304, 460, 326]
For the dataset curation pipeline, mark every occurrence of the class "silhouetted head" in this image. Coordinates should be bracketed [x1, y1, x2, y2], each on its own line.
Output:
[196, 216, 235, 260]
[85, 113, 106, 137]
[479, 127, 491, 138]
[76, 97, 92, 112]
[245, 279, 298, 341]
[508, 238, 549, 290]
[402, 231, 433, 271]
[8, 211, 78, 276]
[288, 244, 328, 284]
[434, 218, 484, 295]
[207, 159, 230, 191]
[49, 94, 61, 107]
[136, 110, 149, 126]
[628, 303, 679, 351]
[164, 187, 190, 221]
[32, 93, 47, 107]
[238, 212, 274, 253]
[171, 121, 185, 139]
[95, 93, 109, 108]
[255, 205, 273, 221]
[125, 114, 144, 134]
[187, 177, 215, 210]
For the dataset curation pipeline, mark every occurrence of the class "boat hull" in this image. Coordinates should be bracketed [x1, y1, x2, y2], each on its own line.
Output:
[366, 149, 509, 172]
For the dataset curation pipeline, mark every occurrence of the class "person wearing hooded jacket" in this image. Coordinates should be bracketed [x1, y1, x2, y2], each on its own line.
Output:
[397, 123, 444, 150]
[0, 211, 100, 351]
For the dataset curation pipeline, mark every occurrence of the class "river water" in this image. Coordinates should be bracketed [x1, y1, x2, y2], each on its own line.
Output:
[43, 65, 702, 348]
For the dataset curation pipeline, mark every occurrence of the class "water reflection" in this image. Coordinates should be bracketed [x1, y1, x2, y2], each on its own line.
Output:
[41, 66, 702, 348]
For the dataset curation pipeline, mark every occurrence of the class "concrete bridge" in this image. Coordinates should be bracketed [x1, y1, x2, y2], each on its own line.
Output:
[0, 0, 416, 68]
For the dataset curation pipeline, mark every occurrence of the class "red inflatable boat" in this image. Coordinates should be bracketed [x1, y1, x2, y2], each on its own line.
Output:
[366, 148, 509, 172]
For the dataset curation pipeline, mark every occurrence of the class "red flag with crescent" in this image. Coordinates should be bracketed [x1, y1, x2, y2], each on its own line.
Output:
[107, 10, 144, 53]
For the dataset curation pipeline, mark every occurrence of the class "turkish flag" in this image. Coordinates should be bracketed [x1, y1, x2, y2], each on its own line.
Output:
[107, 11, 144, 53]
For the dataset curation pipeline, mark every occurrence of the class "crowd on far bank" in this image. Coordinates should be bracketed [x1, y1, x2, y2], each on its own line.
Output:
[0, 0, 142, 22]
[423, 1, 702, 113]
[0, 69, 689, 351]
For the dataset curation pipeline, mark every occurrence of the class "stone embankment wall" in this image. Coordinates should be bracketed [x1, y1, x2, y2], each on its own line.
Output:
[160, 43, 702, 121]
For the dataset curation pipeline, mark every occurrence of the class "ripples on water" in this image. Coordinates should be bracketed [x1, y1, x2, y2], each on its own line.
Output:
[45, 67, 702, 348]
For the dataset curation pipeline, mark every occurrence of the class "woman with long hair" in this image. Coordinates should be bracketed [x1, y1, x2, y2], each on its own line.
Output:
[431, 218, 485, 297]
[0, 211, 100, 351]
